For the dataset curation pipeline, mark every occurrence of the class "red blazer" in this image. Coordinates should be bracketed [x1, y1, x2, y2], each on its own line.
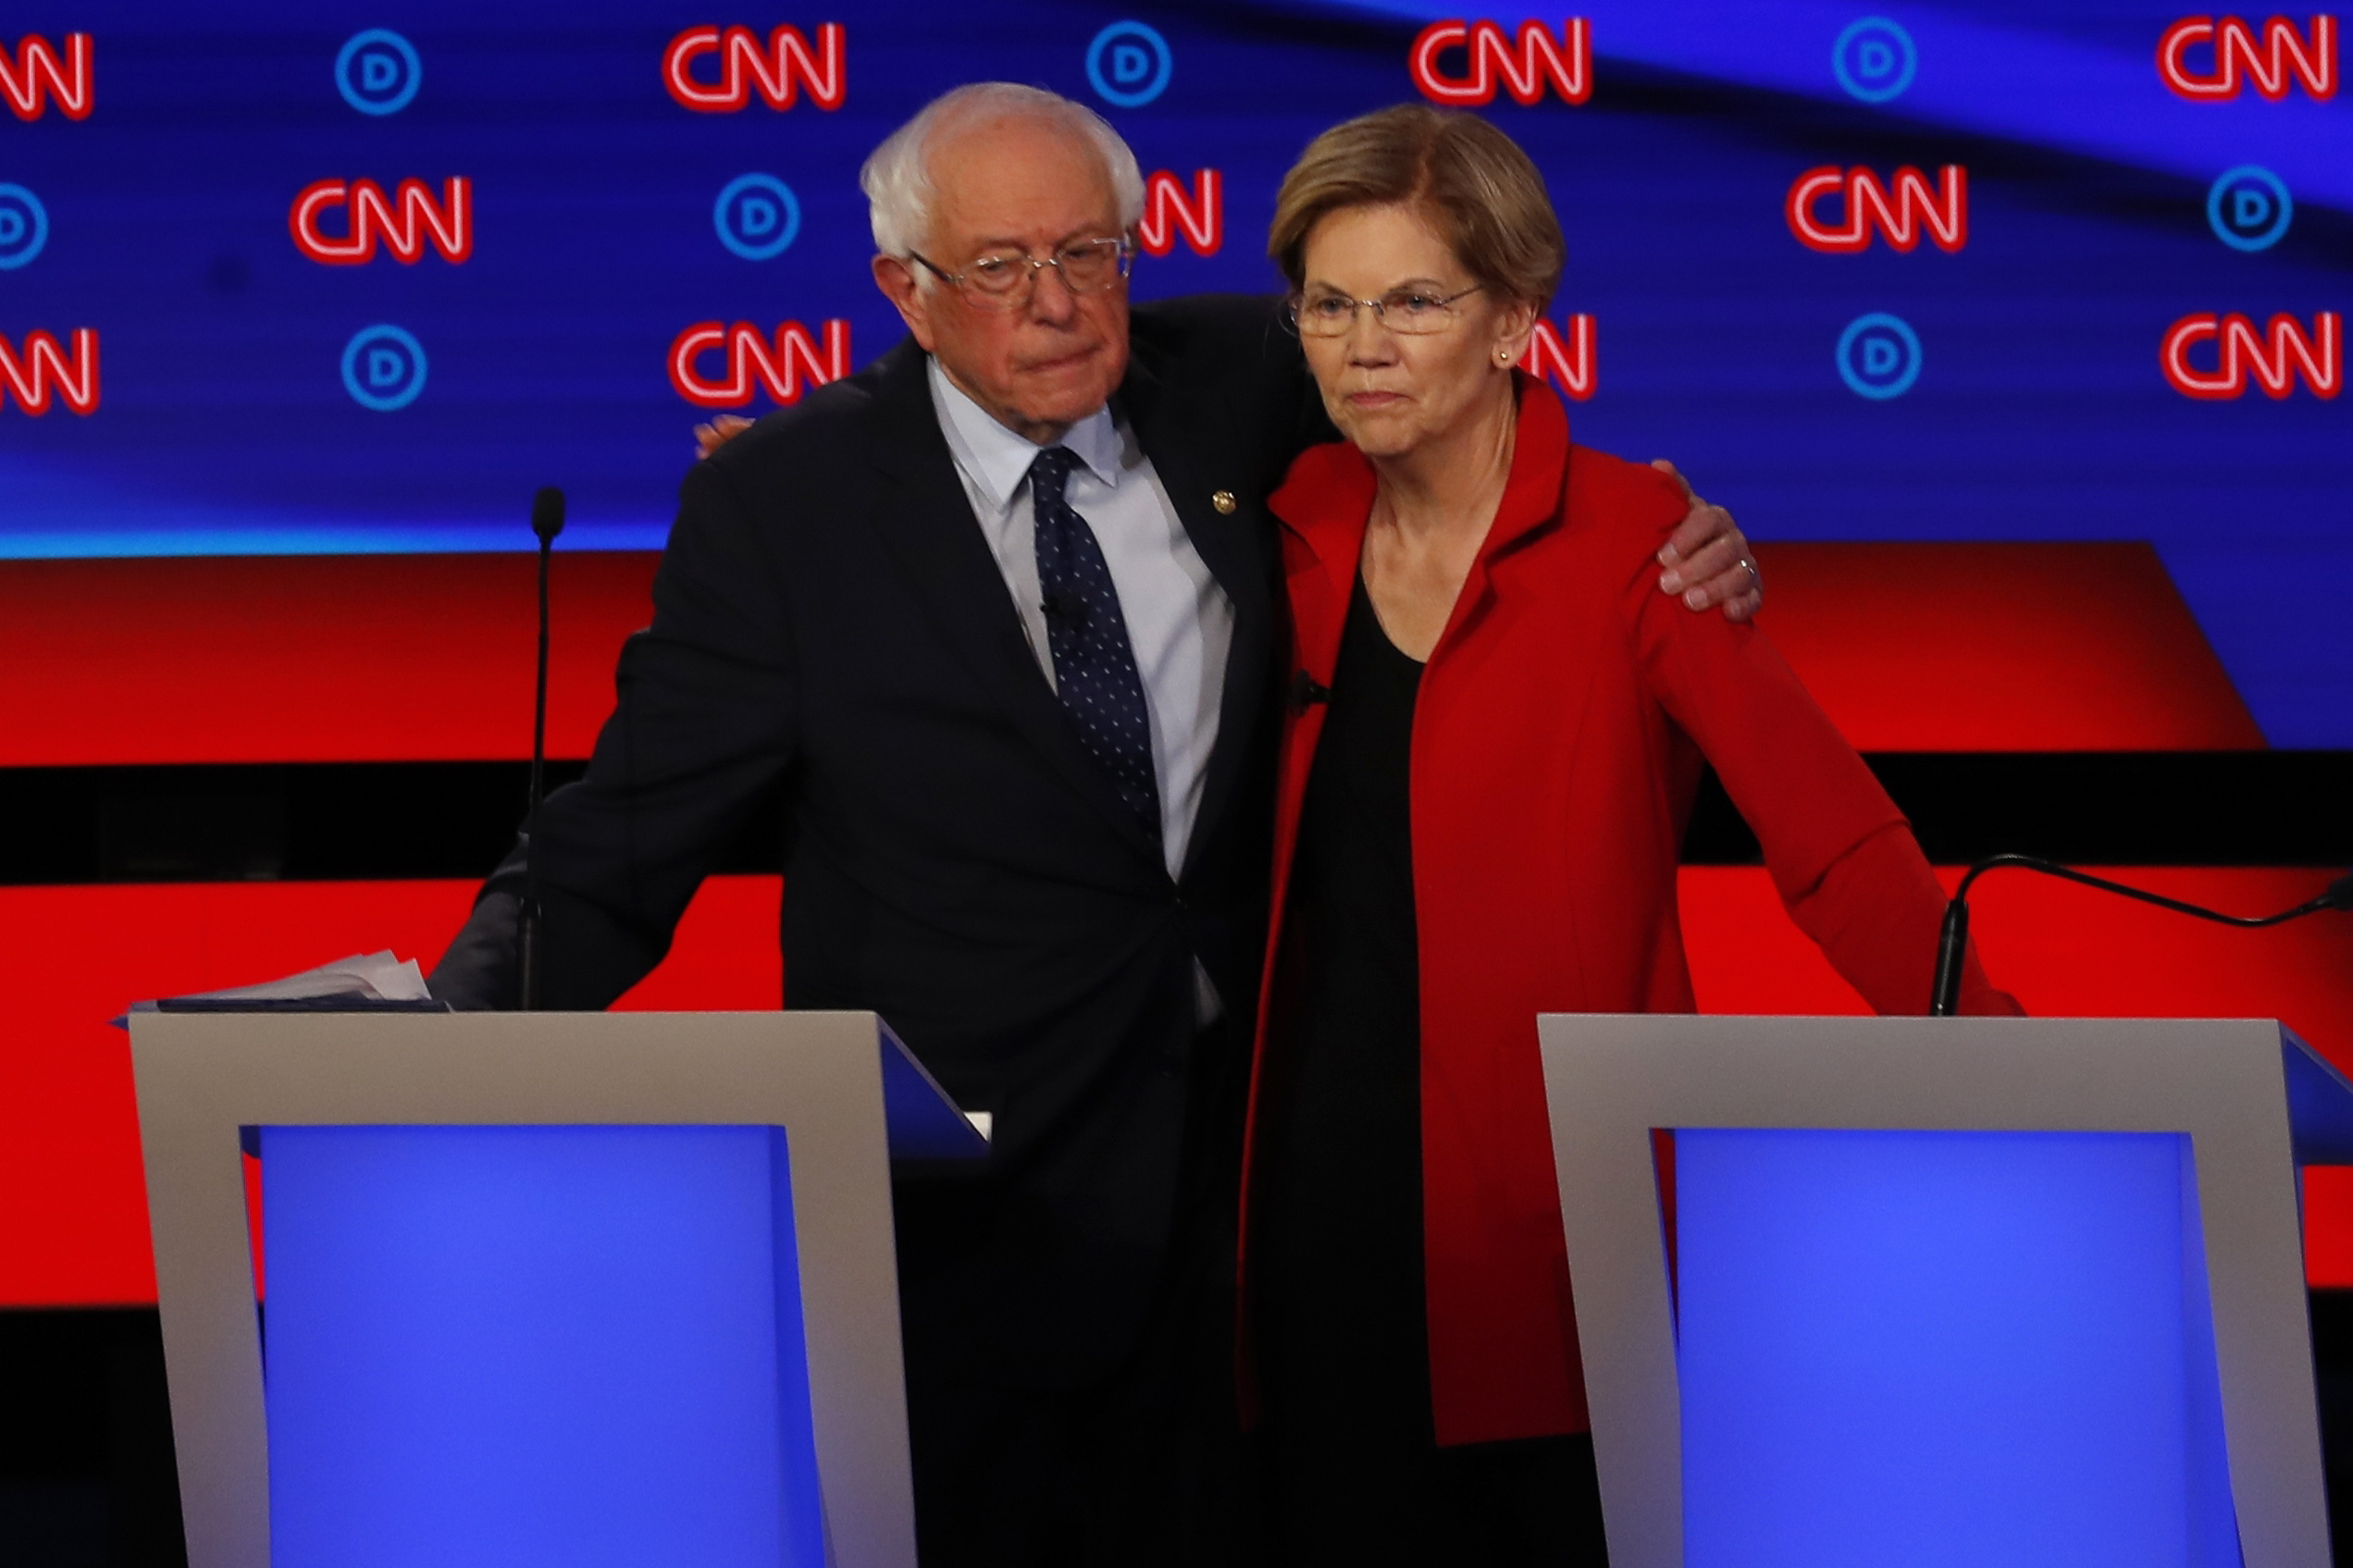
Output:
[1240, 377, 2019, 1449]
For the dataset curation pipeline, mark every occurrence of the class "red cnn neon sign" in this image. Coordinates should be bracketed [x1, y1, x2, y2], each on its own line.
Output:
[1411, 19, 1590, 105]
[290, 179, 473, 265]
[664, 25, 845, 111]
[2158, 15, 2336, 99]
[2161, 312, 2340, 399]
[1525, 316, 1596, 401]
[671, 320, 853, 407]
[1787, 166, 1968, 254]
[1137, 170, 1221, 258]
[0, 329, 99, 414]
[0, 33, 92, 120]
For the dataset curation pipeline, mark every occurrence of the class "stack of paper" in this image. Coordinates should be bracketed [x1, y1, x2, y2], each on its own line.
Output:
[121, 952, 448, 1020]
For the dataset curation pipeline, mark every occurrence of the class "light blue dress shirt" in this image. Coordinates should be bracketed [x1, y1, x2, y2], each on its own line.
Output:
[926, 356, 1235, 885]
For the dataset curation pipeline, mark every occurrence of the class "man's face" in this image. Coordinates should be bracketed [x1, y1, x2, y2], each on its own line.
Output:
[873, 114, 1132, 445]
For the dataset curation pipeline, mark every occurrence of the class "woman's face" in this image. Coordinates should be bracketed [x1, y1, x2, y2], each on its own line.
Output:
[1294, 202, 1534, 463]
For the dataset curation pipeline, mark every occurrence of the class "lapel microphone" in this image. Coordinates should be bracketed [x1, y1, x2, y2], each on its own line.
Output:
[1288, 671, 1331, 713]
[518, 486, 565, 1011]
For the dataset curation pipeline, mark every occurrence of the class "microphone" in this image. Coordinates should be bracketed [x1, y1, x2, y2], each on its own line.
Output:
[518, 486, 565, 1011]
[1928, 853, 2352, 1017]
[1288, 670, 1331, 714]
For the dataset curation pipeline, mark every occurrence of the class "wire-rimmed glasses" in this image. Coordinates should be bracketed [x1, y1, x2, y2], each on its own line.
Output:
[910, 237, 1134, 307]
[1288, 284, 1485, 338]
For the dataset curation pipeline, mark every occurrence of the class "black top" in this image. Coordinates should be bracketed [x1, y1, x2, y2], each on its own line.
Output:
[1252, 573, 1430, 1444]
[1248, 578, 1611, 1566]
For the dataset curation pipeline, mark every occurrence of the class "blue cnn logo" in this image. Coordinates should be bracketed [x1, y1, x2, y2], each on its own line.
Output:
[1087, 21, 1171, 107]
[342, 325, 428, 411]
[337, 29, 421, 116]
[0, 184, 49, 269]
[1838, 313, 1922, 400]
[714, 174, 801, 261]
[1833, 18, 1916, 103]
[2207, 167, 2291, 253]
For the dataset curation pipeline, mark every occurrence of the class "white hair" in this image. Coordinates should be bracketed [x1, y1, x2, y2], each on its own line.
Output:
[860, 82, 1146, 264]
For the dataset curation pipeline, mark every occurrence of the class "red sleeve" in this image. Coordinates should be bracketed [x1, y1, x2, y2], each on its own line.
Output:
[1603, 465, 2021, 1017]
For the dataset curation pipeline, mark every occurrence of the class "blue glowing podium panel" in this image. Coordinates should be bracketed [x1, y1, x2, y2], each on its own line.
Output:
[1674, 1129, 2235, 1568]
[129, 1010, 978, 1568]
[259, 1125, 824, 1568]
[1539, 1016, 2347, 1568]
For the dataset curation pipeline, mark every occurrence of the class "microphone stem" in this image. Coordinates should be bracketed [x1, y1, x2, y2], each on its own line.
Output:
[1928, 854, 2347, 1017]
[521, 534, 552, 1010]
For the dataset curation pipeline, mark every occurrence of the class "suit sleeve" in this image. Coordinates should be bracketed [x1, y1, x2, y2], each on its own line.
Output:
[1613, 475, 2020, 1017]
[429, 456, 798, 1010]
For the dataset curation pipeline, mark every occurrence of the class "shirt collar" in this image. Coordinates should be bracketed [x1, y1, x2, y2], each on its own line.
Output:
[928, 355, 1122, 515]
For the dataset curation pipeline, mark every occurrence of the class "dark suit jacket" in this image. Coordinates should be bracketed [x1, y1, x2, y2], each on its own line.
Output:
[432, 294, 1330, 1389]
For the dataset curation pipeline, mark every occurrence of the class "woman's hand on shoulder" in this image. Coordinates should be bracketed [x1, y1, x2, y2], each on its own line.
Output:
[1649, 460, 1762, 623]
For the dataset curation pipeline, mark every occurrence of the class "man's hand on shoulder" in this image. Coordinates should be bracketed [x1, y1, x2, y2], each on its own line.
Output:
[695, 414, 755, 460]
[1649, 459, 1762, 623]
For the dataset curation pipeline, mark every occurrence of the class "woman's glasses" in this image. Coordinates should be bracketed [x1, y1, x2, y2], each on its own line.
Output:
[1288, 285, 1485, 338]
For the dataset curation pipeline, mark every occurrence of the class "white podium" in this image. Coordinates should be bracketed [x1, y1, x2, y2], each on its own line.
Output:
[1541, 1015, 2353, 1568]
[130, 1009, 984, 1568]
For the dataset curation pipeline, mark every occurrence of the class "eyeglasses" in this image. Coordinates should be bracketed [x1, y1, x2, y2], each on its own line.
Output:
[1288, 285, 1485, 338]
[909, 237, 1135, 307]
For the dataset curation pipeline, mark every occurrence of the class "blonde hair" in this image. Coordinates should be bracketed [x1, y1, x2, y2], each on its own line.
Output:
[1269, 105, 1565, 309]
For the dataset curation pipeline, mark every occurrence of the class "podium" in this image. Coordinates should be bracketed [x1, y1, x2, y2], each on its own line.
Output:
[129, 1010, 985, 1568]
[1541, 1015, 2353, 1568]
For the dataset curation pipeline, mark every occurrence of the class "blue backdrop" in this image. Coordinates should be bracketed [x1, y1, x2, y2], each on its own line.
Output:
[0, 2, 2345, 741]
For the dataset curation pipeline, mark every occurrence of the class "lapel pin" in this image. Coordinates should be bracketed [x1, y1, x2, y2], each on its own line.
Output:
[1211, 490, 1237, 514]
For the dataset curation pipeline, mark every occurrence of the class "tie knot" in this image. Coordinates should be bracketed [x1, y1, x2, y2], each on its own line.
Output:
[1030, 446, 1080, 505]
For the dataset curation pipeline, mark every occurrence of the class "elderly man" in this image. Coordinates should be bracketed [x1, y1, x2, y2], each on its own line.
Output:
[432, 84, 1758, 1563]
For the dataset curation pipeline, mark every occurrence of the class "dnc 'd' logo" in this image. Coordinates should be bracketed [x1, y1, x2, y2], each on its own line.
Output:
[1087, 21, 1171, 107]
[671, 320, 852, 407]
[291, 179, 472, 265]
[1139, 171, 1220, 258]
[1839, 314, 1923, 400]
[1411, 19, 1590, 105]
[0, 185, 48, 269]
[1, 33, 92, 120]
[1788, 166, 1967, 253]
[342, 325, 428, 412]
[0, 328, 99, 415]
[337, 30, 420, 115]
[2159, 15, 2335, 98]
[665, 25, 844, 112]
[2208, 167, 2293, 251]
[2162, 312, 2340, 399]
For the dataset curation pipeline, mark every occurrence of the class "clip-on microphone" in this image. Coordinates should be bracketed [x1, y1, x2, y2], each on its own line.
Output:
[517, 486, 565, 1010]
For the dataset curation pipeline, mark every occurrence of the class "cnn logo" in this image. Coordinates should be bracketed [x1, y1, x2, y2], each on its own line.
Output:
[0, 328, 99, 415]
[671, 319, 852, 407]
[291, 179, 472, 265]
[0, 33, 90, 120]
[2161, 312, 2340, 398]
[1138, 171, 1220, 258]
[1787, 167, 1967, 253]
[1411, 19, 1590, 105]
[1527, 316, 1595, 401]
[2159, 15, 2335, 98]
[665, 24, 844, 112]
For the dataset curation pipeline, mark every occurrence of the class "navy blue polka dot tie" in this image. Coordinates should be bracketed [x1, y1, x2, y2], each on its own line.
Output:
[1030, 446, 1162, 842]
